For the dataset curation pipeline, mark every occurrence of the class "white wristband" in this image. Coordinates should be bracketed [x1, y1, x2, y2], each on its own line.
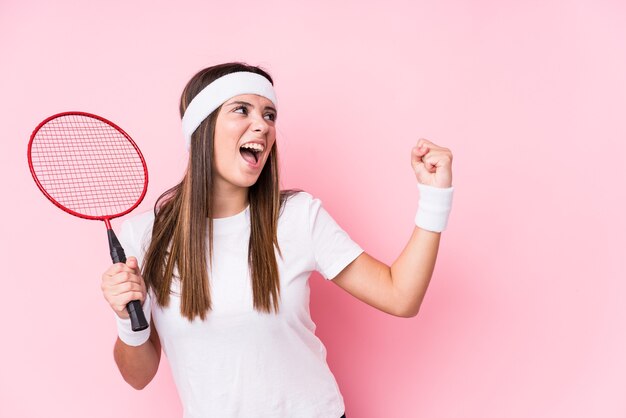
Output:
[415, 183, 454, 232]
[115, 292, 152, 346]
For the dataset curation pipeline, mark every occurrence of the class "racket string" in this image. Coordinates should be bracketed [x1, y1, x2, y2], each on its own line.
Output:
[30, 114, 147, 218]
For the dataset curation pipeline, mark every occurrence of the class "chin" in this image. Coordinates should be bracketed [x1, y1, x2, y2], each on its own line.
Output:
[234, 172, 263, 189]
[217, 158, 269, 190]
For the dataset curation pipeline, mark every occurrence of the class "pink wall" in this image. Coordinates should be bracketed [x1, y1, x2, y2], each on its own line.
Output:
[2, 0, 625, 416]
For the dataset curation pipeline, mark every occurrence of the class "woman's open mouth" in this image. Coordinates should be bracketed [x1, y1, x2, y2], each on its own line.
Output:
[239, 142, 265, 166]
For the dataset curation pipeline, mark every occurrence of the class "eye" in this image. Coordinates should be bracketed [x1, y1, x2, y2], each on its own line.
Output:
[233, 105, 248, 115]
[264, 112, 277, 122]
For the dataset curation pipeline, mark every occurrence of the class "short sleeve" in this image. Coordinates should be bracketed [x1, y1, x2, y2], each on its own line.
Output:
[308, 197, 364, 280]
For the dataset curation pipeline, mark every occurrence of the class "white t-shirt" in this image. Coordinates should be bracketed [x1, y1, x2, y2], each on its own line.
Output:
[117, 192, 363, 418]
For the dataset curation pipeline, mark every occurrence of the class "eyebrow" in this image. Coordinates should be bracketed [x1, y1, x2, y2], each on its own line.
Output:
[225, 100, 277, 114]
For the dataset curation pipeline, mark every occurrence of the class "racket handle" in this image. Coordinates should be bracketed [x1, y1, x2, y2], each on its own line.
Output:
[107, 229, 149, 332]
[127, 300, 149, 332]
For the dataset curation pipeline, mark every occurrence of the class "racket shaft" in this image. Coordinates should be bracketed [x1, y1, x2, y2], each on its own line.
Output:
[107, 229, 149, 332]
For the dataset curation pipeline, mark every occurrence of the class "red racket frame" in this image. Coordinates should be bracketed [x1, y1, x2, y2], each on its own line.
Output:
[27, 111, 149, 229]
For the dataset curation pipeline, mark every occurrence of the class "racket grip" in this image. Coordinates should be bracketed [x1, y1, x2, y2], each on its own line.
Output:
[107, 229, 149, 332]
[127, 300, 149, 332]
[108, 229, 127, 264]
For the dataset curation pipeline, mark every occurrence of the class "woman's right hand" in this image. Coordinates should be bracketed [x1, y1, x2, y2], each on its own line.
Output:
[101, 256, 146, 319]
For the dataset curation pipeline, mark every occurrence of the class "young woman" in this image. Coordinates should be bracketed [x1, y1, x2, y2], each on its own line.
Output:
[101, 62, 454, 418]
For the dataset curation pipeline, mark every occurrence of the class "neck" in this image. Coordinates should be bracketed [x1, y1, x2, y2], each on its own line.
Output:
[211, 179, 249, 218]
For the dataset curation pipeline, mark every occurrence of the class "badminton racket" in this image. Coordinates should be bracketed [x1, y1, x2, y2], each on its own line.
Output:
[28, 111, 149, 331]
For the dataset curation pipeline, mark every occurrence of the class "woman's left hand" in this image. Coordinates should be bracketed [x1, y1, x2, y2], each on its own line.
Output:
[411, 138, 453, 188]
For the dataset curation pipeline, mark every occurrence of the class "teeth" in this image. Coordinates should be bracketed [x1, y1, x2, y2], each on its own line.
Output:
[241, 143, 265, 152]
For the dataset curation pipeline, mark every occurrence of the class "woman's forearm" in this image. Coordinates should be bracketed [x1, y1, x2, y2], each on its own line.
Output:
[113, 333, 161, 390]
[390, 226, 441, 317]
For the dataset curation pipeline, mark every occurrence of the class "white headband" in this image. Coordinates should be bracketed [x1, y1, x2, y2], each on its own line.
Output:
[181, 71, 278, 150]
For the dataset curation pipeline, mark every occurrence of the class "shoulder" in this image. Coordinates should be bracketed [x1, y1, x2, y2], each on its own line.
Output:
[280, 190, 324, 218]
[279, 190, 335, 233]
[282, 190, 314, 208]
[121, 209, 155, 230]
[278, 190, 315, 231]
[119, 209, 155, 244]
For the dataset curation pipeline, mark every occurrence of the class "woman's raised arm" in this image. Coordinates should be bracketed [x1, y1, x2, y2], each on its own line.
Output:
[332, 138, 453, 317]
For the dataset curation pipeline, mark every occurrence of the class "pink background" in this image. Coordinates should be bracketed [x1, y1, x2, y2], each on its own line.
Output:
[1, 0, 625, 417]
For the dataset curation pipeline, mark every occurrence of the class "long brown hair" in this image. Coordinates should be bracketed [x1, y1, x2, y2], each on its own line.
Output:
[142, 62, 294, 321]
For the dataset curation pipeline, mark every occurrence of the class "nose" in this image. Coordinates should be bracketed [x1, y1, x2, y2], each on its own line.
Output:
[251, 114, 270, 134]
